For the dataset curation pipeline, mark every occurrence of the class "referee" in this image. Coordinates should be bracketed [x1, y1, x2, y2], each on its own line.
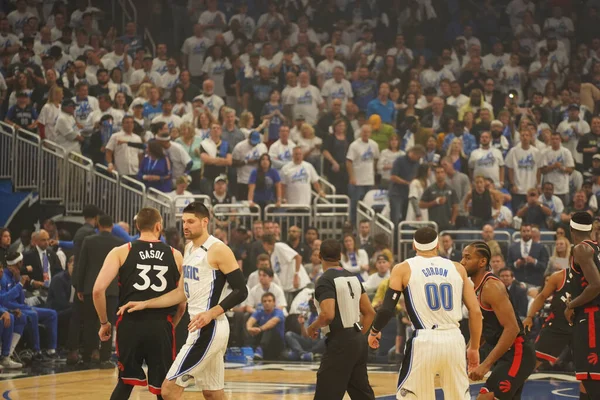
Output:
[307, 239, 376, 400]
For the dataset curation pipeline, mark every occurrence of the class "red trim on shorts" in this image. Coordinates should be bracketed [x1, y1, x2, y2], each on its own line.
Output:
[535, 350, 558, 364]
[576, 372, 600, 381]
[585, 306, 600, 349]
[122, 378, 147, 386]
[115, 314, 123, 357]
[508, 337, 524, 378]
[167, 315, 176, 360]
[148, 385, 161, 395]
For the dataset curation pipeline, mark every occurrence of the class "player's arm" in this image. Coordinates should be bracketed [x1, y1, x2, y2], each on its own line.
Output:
[567, 244, 600, 313]
[368, 262, 409, 347]
[472, 279, 520, 379]
[523, 270, 560, 331]
[92, 245, 127, 341]
[260, 315, 282, 331]
[171, 250, 187, 327]
[189, 243, 248, 332]
[456, 262, 482, 351]
[359, 291, 376, 335]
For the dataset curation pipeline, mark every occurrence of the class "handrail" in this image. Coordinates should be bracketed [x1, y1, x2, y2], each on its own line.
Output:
[397, 221, 439, 261]
[145, 28, 156, 57]
[94, 162, 119, 180]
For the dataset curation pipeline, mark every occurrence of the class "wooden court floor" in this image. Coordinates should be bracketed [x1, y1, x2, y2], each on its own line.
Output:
[0, 366, 399, 400]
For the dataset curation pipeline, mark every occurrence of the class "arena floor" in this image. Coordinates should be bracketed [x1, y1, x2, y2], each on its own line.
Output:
[0, 362, 582, 399]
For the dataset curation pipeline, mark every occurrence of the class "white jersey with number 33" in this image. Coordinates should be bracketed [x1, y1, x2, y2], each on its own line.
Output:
[404, 256, 464, 329]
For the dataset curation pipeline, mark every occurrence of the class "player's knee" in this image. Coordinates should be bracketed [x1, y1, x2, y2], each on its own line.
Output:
[160, 379, 181, 400]
[476, 392, 495, 400]
[202, 390, 223, 400]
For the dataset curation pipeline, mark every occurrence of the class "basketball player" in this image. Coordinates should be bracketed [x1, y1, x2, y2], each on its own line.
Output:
[118, 202, 248, 400]
[523, 268, 587, 397]
[564, 211, 600, 399]
[368, 227, 482, 399]
[462, 241, 536, 399]
[93, 208, 185, 399]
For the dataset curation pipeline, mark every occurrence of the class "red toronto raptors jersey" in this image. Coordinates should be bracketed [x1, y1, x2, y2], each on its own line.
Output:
[569, 240, 600, 315]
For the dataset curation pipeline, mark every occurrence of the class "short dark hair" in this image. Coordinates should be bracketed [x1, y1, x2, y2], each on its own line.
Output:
[261, 233, 276, 245]
[258, 268, 274, 278]
[98, 214, 113, 228]
[182, 201, 210, 220]
[414, 227, 438, 245]
[498, 267, 513, 276]
[441, 232, 453, 239]
[261, 292, 275, 302]
[359, 219, 370, 225]
[82, 204, 101, 219]
[256, 254, 270, 265]
[468, 241, 492, 266]
[320, 239, 341, 262]
[305, 227, 319, 238]
[135, 207, 162, 232]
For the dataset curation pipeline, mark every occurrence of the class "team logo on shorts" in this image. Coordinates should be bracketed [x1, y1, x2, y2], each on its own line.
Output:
[181, 374, 193, 382]
[588, 352, 599, 365]
[499, 380, 512, 393]
[400, 388, 408, 397]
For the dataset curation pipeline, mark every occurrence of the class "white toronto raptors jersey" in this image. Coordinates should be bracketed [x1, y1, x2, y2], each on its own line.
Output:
[403, 256, 464, 329]
[182, 235, 227, 320]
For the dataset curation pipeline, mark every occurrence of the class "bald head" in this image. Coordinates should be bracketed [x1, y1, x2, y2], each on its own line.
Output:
[37, 229, 50, 250]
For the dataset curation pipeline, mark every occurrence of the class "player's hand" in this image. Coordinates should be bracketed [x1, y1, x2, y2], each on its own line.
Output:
[306, 323, 319, 339]
[564, 305, 574, 326]
[523, 316, 533, 332]
[468, 363, 490, 381]
[19, 275, 29, 286]
[368, 331, 381, 349]
[98, 322, 112, 342]
[188, 310, 215, 332]
[466, 347, 480, 373]
[117, 301, 147, 315]
[77, 292, 84, 301]
[13, 309, 21, 318]
[1, 312, 10, 328]
[247, 327, 261, 336]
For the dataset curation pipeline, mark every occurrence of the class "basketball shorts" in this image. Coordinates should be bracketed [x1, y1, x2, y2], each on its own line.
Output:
[166, 316, 229, 390]
[115, 315, 176, 395]
[535, 325, 572, 365]
[480, 337, 536, 400]
[574, 306, 600, 382]
[396, 326, 470, 400]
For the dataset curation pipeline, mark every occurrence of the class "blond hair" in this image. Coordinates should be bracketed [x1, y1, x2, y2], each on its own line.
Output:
[446, 138, 466, 158]
[300, 123, 315, 139]
[552, 236, 571, 259]
[47, 85, 63, 104]
[239, 111, 254, 129]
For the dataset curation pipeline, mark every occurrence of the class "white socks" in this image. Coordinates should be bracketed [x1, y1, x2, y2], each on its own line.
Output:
[9, 333, 21, 355]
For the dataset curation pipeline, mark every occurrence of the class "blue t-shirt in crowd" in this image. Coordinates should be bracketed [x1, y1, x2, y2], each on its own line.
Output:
[143, 101, 163, 120]
[351, 79, 378, 111]
[366, 98, 395, 124]
[251, 308, 285, 340]
[389, 155, 420, 197]
[261, 103, 283, 141]
[248, 168, 281, 204]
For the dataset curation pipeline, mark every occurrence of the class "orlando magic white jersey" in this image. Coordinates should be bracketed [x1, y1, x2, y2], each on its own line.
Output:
[182, 235, 227, 320]
[404, 256, 463, 329]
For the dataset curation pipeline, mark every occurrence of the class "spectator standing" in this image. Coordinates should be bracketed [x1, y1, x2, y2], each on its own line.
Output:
[295, 123, 322, 174]
[468, 131, 505, 188]
[72, 82, 99, 127]
[54, 98, 84, 154]
[406, 164, 430, 222]
[438, 233, 461, 262]
[441, 156, 470, 226]
[142, 87, 163, 120]
[281, 147, 325, 206]
[105, 116, 143, 176]
[269, 125, 296, 170]
[377, 134, 403, 188]
[201, 45, 231, 98]
[557, 104, 590, 167]
[515, 189, 552, 229]
[321, 66, 353, 112]
[37, 85, 63, 141]
[136, 140, 172, 192]
[181, 24, 212, 86]
[5, 91, 38, 130]
[261, 234, 309, 303]
[285, 72, 324, 125]
[366, 82, 394, 125]
[200, 123, 233, 194]
[198, 79, 225, 120]
[577, 116, 600, 173]
[507, 224, 549, 287]
[244, 67, 277, 123]
[351, 67, 378, 112]
[175, 123, 203, 193]
[77, 214, 124, 366]
[505, 130, 541, 211]
[389, 146, 425, 226]
[287, 226, 311, 267]
[248, 154, 282, 211]
[498, 268, 529, 319]
[346, 124, 379, 225]
[232, 131, 268, 201]
[538, 182, 564, 230]
[539, 131, 575, 206]
[151, 99, 183, 130]
[156, 130, 192, 186]
[368, 114, 395, 152]
[419, 166, 459, 231]
[261, 89, 286, 146]
[322, 119, 350, 195]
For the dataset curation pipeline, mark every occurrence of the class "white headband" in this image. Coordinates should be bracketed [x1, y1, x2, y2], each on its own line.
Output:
[414, 237, 439, 252]
[6, 254, 22, 266]
[571, 220, 593, 231]
[154, 135, 171, 142]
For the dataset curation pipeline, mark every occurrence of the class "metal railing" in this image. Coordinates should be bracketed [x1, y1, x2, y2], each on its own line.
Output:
[313, 195, 350, 241]
[264, 204, 312, 242]
[65, 153, 94, 215]
[397, 221, 439, 261]
[0, 122, 14, 179]
[92, 164, 121, 222]
[211, 203, 261, 242]
[439, 230, 513, 254]
[356, 200, 375, 233]
[372, 213, 395, 256]
[118, 175, 146, 235]
[512, 231, 557, 255]
[13, 129, 41, 190]
[39, 140, 66, 204]
[146, 188, 176, 228]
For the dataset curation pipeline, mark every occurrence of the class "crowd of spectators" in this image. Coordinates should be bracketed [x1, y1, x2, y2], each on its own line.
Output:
[0, 0, 599, 371]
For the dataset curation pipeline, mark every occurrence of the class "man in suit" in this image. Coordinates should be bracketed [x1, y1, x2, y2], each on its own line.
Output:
[47, 255, 74, 348]
[77, 214, 124, 367]
[498, 267, 528, 319]
[482, 78, 504, 117]
[66, 204, 101, 364]
[358, 220, 375, 258]
[439, 233, 461, 262]
[21, 229, 62, 290]
[507, 224, 549, 287]
[420, 97, 455, 133]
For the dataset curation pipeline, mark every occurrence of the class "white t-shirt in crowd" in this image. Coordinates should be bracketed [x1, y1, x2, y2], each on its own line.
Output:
[321, 78, 353, 112]
[539, 146, 574, 195]
[285, 85, 323, 125]
[340, 249, 370, 279]
[164, 142, 192, 184]
[167, 190, 194, 213]
[129, 69, 163, 88]
[268, 139, 296, 169]
[364, 271, 390, 292]
[346, 138, 380, 186]
[246, 283, 288, 310]
[197, 93, 225, 120]
[105, 131, 143, 175]
[556, 119, 590, 165]
[446, 94, 469, 110]
[37, 102, 61, 142]
[281, 161, 319, 205]
[232, 141, 268, 184]
[493, 205, 513, 227]
[181, 35, 213, 76]
[197, 10, 227, 40]
[101, 52, 132, 72]
[504, 145, 541, 195]
[247, 269, 282, 290]
[200, 57, 231, 98]
[316, 59, 345, 81]
[152, 114, 183, 130]
[271, 242, 310, 292]
[377, 149, 404, 181]
[538, 194, 564, 221]
[482, 53, 511, 75]
[468, 147, 505, 187]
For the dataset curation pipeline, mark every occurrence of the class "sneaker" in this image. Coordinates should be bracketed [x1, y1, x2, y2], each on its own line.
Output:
[44, 350, 61, 360]
[98, 360, 116, 370]
[66, 351, 80, 365]
[32, 352, 52, 362]
[300, 352, 313, 362]
[253, 347, 263, 361]
[0, 356, 22, 369]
